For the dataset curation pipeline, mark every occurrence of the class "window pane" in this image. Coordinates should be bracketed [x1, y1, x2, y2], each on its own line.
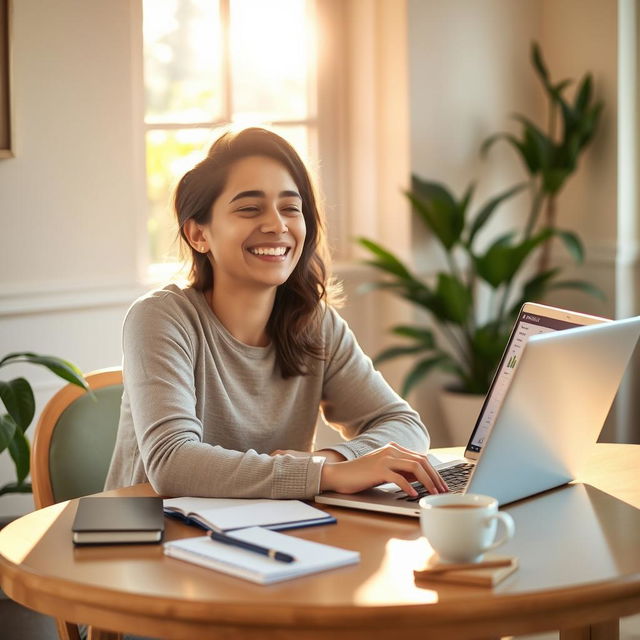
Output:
[230, 0, 313, 122]
[143, 0, 225, 124]
[146, 128, 224, 263]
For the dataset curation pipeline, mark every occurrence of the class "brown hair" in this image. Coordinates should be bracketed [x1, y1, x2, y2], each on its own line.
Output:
[174, 127, 335, 377]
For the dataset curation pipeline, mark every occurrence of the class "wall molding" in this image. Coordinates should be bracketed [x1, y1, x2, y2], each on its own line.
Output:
[0, 280, 150, 318]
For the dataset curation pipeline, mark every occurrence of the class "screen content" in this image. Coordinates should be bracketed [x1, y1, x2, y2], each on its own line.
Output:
[467, 310, 582, 452]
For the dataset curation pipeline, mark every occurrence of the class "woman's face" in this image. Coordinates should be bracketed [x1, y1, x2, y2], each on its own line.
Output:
[201, 155, 307, 291]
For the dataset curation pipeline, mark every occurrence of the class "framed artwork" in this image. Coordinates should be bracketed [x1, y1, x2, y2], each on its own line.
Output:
[0, 0, 12, 158]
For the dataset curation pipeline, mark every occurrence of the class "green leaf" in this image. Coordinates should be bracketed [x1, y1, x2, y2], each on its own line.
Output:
[513, 115, 554, 170]
[402, 355, 457, 397]
[509, 268, 561, 314]
[397, 280, 439, 316]
[542, 168, 572, 194]
[407, 177, 464, 250]
[0, 378, 35, 432]
[555, 229, 584, 263]
[459, 182, 475, 219]
[0, 481, 33, 496]
[435, 273, 472, 324]
[470, 325, 510, 364]
[0, 414, 17, 454]
[531, 42, 549, 85]
[357, 238, 412, 280]
[481, 131, 542, 175]
[475, 229, 553, 288]
[574, 74, 593, 114]
[390, 325, 436, 347]
[467, 183, 527, 247]
[8, 429, 30, 485]
[548, 279, 606, 300]
[550, 79, 573, 101]
[374, 345, 431, 366]
[0, 352, 88, 391]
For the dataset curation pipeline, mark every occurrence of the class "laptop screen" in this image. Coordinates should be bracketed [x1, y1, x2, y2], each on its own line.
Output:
[465, 308, 586, 454]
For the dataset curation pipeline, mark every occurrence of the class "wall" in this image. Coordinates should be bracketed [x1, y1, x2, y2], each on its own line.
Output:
[0, 0, 147, 517]
[540, 0, 618, 318]
[407, 0, 618, 445]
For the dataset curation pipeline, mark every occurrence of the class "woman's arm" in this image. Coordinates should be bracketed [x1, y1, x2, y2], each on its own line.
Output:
[273, 309, 447, 496]
[319, 308, 430, 456]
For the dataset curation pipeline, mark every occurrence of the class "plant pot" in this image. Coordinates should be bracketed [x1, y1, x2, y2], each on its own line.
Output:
[438, 389, 485, 447]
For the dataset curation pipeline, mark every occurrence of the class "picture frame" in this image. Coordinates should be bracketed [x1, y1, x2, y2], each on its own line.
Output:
[0, 0, 13, 158]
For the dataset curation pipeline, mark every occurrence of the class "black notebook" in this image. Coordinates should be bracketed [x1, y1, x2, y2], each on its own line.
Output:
[72, 497, 165, 545]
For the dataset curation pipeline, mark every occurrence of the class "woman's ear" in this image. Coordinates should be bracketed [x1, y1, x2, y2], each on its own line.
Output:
[183, 219, 209, 254]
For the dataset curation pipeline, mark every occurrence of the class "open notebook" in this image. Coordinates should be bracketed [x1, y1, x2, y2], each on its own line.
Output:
[163, 497, 336, 532]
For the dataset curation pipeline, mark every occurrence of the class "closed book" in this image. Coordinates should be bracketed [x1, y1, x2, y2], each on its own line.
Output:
[164, 526, 360, 584]
[72, 497, 164, 545]
[163, 497, 336, 532]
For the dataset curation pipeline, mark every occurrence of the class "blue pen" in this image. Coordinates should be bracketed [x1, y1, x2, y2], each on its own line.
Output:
[207, 530, 296, 563]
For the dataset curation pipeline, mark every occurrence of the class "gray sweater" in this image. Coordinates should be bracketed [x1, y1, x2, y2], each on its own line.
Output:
[104, 284, 429, 498]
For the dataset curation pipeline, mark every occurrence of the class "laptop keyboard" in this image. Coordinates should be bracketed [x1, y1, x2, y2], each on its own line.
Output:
[394, 463, 474, 502]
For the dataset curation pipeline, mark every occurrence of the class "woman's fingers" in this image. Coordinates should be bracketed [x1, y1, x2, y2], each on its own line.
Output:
[387, 470, 421, 498]
[380, 443, 449, 493]
[389, 459, 440, 495]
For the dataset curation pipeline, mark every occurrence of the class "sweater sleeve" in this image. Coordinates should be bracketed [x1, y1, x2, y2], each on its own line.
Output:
[121, 294, 325, 499]
[319, 308, 430, 460]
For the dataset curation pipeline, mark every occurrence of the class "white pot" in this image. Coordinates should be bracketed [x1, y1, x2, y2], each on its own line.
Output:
[438, 389, 486, 447]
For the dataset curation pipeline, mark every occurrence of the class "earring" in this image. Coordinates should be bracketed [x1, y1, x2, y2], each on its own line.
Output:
[200, 246, 207, 253]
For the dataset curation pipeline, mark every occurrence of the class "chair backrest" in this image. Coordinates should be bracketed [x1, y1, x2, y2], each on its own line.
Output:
[31, 368, 123, 509]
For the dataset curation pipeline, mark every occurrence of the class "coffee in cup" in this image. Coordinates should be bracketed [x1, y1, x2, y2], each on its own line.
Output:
[419, 493, 515, 563]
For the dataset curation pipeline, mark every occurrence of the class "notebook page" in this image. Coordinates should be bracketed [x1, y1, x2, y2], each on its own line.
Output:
[163, 497, 273, 515]
[164, 527, 360, 584]
[201, 500, 332, 531]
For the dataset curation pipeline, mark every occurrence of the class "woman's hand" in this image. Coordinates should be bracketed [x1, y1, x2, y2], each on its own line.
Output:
[319, 442, 448, 496]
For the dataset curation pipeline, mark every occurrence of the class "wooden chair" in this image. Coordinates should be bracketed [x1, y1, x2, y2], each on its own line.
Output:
[31, 367, 124, 640]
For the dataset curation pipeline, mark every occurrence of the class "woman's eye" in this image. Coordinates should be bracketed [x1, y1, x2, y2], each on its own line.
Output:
[282, 206, 301, 215]
[237, 206, 260, 215]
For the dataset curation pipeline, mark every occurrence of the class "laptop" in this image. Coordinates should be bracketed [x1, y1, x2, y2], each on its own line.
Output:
[315, 303, 640, 514]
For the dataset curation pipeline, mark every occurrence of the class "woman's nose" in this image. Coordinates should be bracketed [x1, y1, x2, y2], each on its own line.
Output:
[261, 207, 288, 234]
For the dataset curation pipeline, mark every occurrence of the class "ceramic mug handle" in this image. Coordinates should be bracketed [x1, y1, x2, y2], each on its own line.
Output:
[483, 512, 515, 551]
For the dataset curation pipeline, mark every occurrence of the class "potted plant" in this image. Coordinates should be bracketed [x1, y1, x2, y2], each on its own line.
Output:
[0, 352, 88, 499]
[358, 43, 603, 442]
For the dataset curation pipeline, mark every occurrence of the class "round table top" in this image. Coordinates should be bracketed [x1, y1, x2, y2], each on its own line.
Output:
[1, 443, 640, 639]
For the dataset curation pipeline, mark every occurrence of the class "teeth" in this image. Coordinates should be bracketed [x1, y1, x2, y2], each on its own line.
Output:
[249, 247, 288, 256]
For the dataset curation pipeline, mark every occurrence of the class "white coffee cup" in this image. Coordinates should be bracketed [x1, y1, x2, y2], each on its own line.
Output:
[419, 493, 515, 563]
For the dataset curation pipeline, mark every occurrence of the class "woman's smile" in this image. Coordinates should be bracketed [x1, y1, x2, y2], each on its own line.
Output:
[246, 243, 292, 261]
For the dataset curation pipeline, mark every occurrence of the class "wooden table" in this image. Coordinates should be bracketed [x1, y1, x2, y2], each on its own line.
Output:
[1, 443, 639, 640]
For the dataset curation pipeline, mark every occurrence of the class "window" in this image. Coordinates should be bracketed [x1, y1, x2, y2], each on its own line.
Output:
[142, 0, 318, 265]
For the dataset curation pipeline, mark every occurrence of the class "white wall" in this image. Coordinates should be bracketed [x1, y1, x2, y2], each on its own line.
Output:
[407, 0, 618, 444]
[0, 0, 147, 517]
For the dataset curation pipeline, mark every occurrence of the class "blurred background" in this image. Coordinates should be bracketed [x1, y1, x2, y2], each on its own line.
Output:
[0, 0, 637, 520]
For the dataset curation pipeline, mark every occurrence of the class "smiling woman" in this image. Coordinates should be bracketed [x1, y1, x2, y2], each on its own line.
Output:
[104, 128, 447, 503]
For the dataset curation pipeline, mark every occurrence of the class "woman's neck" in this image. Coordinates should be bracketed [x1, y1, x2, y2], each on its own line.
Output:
[207, 282, 276, 347]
